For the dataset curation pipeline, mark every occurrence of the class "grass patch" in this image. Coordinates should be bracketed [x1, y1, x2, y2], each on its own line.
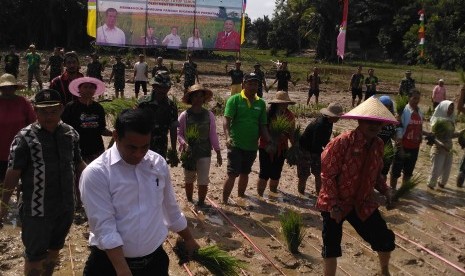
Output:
[174, 239, 246, 276]
[280, 210, 305, 254]
[289, 104, 320, 118]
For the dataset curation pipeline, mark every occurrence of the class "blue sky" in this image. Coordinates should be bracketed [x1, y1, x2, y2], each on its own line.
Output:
[246, 0, 275, 20]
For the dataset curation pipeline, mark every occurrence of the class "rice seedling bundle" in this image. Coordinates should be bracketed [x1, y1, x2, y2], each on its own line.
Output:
[269, 115, 293, 138]
[431, 119, 454, 139]
[174, 239, 246, 276]
[280, 210, 305, 254]
[394, 94, 409, 115]
[392, 174, 423, 201]
[180, 125, 200, 170]
[383, 143, 395, 164]
[286, 126, 302, 166]
[100, 98, 137, 119]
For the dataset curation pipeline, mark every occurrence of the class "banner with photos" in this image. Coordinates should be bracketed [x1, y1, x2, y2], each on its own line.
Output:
[91, 0, 243, 51]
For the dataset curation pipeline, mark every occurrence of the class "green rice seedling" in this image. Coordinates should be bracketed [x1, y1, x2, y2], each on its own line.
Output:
[174, 239, 246, 276]
[100, 56, 109, 68]
[332, 129, 341, 138]
[180, 125, 199, 170]
[280, 210, 305, 254]
[392, 174, 423, 201]
[394, 94, 409, 115]
[431, 119, 454, 139]
[383, 143, 395, 164]
[100, 98, 137, 120]
[175, 74, 181, 83]
[269, 115, 294, 138]
[286, 126, 302, 166]
[458, 69, 465, 84]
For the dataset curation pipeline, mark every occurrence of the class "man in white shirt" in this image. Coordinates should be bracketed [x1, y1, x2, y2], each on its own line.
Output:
[133, 54, 148, 98]
[80, 108, 199, 276]
[96, 8, 126, 45]
[162, 26, 182, 48]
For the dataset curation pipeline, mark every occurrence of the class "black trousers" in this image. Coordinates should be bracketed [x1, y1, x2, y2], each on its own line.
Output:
[83, 245, 169, 276]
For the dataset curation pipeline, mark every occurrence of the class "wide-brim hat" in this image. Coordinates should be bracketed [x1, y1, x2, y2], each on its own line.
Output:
[0, 74, 25, 89]
[68, 77, 105, 97]
[268, 91, 296, 105]
[341, 97, 398, 124]
[182, 84, 213, 104]
[321, 103, 343, 117]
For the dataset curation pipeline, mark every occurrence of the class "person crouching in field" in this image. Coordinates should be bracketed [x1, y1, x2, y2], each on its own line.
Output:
[257, 91, 296, 196]
[316, 97, 396, 276]
[177, 84, 222, 207]
[1, 89, 86, 276]
[297, 103, 343, 195]
[427, 100, 458, 189]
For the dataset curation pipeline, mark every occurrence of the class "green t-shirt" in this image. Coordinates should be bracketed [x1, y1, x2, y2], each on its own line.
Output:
[224, 91, 267, 151]
[26, 53, 41, 71]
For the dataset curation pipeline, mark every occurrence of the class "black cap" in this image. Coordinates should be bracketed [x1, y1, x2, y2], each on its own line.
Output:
[244, 72, 260, 82]
[34, 89, 62, 108]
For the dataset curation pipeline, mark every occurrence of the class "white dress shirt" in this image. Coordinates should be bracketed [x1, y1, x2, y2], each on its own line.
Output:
[187, 37, 203, 49]
[79, 144, 187, 257]
[162, 34, 182, 48]
[96, 24, 126, 45]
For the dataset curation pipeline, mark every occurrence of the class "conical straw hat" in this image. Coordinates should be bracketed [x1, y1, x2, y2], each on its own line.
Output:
[341, 97, 398, 124]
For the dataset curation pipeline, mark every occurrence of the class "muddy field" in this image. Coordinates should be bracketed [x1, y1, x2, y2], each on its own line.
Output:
[1, 56, 465, 276]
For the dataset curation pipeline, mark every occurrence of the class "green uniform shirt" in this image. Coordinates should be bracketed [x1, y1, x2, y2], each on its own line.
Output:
[224, 90, 267, 151]
[25, 52, 41, 72]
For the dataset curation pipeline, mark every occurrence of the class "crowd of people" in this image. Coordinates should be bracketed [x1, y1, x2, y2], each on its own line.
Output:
[0, 47, 464, 276]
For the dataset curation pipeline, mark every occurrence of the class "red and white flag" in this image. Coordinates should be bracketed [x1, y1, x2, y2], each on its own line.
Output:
[337, 0, 349, 59]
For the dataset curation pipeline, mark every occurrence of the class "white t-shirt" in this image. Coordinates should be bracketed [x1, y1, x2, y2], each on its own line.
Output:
[187, 37, 203, 49]
[134, 62, 148, 81]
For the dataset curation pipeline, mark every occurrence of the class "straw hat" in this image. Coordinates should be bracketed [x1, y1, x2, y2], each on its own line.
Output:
[320, 103, 343, 117]
[182, 84, 213, 104]
[341, 97, 398, 124]
[68, 77, 105, 97]
[268, 91, 296, 105]
[0, 74, 25, 89]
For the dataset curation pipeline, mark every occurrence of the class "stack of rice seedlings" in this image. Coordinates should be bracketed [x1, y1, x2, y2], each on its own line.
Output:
[286, 125, 302, 166]
[432, 119, 454, 139]
[174, 239, 246, 276]
[393, 174, 423, 202]
[394, 94, 409, 115]
[280, 210, 305, 254]
[180, 125, 200, 170]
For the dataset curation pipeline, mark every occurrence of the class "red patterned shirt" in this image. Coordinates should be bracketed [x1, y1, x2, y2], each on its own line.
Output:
[316, 128, 389, 221]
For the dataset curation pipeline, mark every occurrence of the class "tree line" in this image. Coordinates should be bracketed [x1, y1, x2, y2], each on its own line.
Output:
[1, 0, 464, 70]
[245, 0, 465, 70]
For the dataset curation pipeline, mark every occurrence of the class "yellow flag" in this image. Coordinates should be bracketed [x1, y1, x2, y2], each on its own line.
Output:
[241, 15, 245, 44]
[87, 1, 97, 38]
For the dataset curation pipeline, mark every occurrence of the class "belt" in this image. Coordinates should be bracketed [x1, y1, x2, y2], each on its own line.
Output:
[125, 246, 162, 270]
